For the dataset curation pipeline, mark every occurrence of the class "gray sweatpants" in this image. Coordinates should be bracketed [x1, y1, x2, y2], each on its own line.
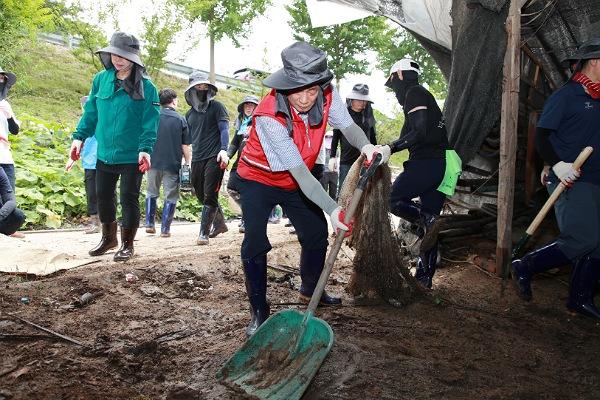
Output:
[146, 169, 181, 203]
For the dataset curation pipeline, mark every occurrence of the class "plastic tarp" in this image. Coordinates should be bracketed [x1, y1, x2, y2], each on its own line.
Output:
[309, 0, 452, 50]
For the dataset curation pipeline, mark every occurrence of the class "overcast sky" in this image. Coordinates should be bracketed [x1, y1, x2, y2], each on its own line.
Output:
[86, 0, 399, 116]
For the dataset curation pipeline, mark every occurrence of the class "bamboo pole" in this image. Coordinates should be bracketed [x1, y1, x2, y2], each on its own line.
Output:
[496, 0, 521, 277]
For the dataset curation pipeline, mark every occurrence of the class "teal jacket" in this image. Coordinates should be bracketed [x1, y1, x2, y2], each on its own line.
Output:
[73, 69, 160, 164]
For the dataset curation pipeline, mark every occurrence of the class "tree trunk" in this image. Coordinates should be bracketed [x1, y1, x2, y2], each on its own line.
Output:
[209, 33, 216, 85]
[338, 157, 418, 306]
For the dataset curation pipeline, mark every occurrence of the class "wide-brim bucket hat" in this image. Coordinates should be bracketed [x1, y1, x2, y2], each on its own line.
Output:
[96, 31, 144, 67]
[263, 41, 333, 90]
[346, 83, 373, 103]
[385, 58, 421, 87]
[577, 37, 600, 60]
[0, 68, 17, 89]
[237, 95, 260, 113]
[185, 70, 218, 93]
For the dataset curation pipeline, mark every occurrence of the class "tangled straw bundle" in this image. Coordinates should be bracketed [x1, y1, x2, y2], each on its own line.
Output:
[337, 156, 418, 306]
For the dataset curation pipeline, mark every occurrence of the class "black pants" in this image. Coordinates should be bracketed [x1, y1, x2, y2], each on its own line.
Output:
[96, 160, 143, 229]
[84, 169, 98, 216]
[191, 157, 224, 207]
[390, 158, 446, 216]
[320, 171, 338, 200]
[0, 208, 25, 235]
[239, 178, 328, 260]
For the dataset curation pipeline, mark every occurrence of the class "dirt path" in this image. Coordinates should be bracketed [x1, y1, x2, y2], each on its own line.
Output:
[1, 223, 599, 399]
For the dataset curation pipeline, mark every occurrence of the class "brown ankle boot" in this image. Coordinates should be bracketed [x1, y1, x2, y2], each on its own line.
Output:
[114, 227, 137, 262]
[89, 221, 118, 256]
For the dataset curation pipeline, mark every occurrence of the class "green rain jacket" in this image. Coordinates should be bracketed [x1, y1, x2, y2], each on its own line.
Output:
[73, 68, 160, 164]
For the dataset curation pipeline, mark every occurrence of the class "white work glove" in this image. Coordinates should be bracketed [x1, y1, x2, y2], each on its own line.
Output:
[540, 165, 550, 186]
[138, 151, 151, 172]
[552, 161, 580, 186]
[329, 206, 350, 233]
[361, 144, 391, 165]
[217, 150, 229, 169]
[69, 139, 83, 161]
[328, 157, 337, 172]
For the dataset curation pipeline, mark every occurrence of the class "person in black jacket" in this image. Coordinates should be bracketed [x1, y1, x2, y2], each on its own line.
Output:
[330, 83, 377, 195]
[226, 95, 259, 233]
[383, 58, 453, 289]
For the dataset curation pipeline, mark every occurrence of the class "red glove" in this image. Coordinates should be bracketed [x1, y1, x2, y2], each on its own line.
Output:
[138, 152, 151, 173]
[338, 209, 355, 238]
[139, 157, 150, 173]
[70, 140, 83, 161]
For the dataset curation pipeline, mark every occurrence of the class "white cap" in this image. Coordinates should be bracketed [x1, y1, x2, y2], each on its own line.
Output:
[389, 58, 421, 75]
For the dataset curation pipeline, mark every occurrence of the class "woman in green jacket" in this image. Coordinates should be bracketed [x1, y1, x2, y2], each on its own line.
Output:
[69, 32, 160, 261]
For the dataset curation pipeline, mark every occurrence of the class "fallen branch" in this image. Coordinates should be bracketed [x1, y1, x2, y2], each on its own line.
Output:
[8, 313, 87, 347]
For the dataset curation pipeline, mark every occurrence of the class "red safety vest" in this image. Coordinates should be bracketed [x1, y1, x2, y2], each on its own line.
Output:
[238, 87, 332, 190]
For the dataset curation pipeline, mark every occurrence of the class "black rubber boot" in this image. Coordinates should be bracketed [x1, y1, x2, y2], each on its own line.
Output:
[89, 221, 118, 256]
[416, 243, 439, 289]
[390, 198, 421, 223]
[197, 206, 217, 245]
[114, 227, 137, 262]
[390, 199, 440, 253]
[510, 241, 571, 302]
[567, 256, 600, 320]
[243, 255, 270, 336]
[145, 197, 157, 234]
[298, 248, 341, 305]
[160, 201, 176, 237]
[209, 205, 228, 238]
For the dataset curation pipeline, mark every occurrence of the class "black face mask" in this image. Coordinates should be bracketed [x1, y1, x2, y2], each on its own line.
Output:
[197, 90, 208, 102]
[387, 71, 419, 107]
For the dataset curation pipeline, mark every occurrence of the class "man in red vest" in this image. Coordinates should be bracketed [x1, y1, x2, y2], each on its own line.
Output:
[237, 41, 390, 336]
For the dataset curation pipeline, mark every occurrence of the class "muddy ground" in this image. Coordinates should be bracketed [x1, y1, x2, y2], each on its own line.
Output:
[1, 222, 599, 400]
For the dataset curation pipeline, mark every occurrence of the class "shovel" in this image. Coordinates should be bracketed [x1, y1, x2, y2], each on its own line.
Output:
[511, 146, 593, 260]
[217, 154, 383, 400]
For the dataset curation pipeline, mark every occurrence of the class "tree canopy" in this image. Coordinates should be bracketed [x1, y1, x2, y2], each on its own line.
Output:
[286, 0, 388, 83]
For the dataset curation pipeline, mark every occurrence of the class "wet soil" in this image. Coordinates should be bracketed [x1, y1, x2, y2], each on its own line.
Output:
[1, 226, 599, 399]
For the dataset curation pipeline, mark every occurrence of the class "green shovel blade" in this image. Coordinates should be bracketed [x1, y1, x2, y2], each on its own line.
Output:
[217, 309, 334, 400]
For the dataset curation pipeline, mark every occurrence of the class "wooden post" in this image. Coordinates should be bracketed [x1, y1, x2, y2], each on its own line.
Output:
[496, 0, 521, 277]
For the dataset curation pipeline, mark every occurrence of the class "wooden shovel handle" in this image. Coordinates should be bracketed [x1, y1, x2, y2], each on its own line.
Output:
[525, 146, 593, 235]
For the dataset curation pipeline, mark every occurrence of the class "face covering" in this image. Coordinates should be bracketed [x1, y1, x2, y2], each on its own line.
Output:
[388, 71, 419, 107]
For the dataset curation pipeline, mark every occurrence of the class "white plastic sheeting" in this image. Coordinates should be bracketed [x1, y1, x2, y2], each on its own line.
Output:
[306, 0, 452, 50]
[306, 0, 373, 28]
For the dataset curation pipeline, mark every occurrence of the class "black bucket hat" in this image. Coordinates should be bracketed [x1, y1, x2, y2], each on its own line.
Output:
[0, 67, 16, 89]
[263, 41, 333, 90]
[577, 37, 600, 61]
[96, 32, 144, 68]
[237, 95, 260, 113]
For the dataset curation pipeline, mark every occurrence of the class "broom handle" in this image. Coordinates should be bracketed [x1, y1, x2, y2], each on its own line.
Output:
[307, 187, 364, 314]
[525, 146, 593, 235]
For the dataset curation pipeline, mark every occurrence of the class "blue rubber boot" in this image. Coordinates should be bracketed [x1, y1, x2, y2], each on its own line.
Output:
[510, 241, 571, 302]
[160, 201, 176, 237]
[416, 243, 439, 289]
[145, 197, 157, 233]
[567, 256, 600, 320]
[298, 248, 341, 305]
[243, 255, 270, 336]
